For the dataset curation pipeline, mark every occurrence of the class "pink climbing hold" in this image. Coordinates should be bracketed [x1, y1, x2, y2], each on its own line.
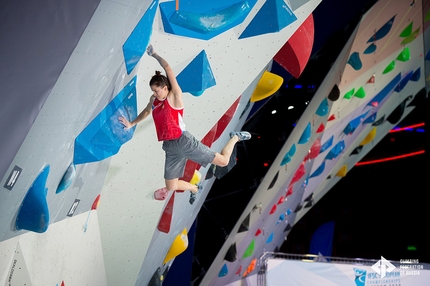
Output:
[154, 187, 169, 200]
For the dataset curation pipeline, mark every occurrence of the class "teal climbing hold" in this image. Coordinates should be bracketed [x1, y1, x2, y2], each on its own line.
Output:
[176, 50, 216, 96]
[281, 144, 296, 166]
[16, 165, 50, 233]
[316, 98, 329, 116]
[363, 43, 376, 54]
[347, 52, 362, 70]
[298, 123, 311, 144]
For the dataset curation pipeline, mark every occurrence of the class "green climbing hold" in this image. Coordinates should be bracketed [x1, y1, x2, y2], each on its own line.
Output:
[397, 47, 411, 62]
[354, 86, 366, 99]
[382, 60, 396, 74]
[401, 28, 420, 45]
[399, 22, 413, 38]
[425, 10, 430, 22]
[242, 239, 255, 258]
[344, 88, 355, 99]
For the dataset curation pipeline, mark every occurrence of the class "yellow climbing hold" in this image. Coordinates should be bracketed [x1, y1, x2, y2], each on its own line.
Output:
[250, 70, 283, 102]
[336, 165, 347, 177]
[190, 170, 202, 185]
[163, 228, 188, 264]
[359, 127, 377, 146]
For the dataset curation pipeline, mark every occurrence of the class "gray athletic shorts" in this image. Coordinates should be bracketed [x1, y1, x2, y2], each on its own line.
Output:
[162, 130, 216, 180]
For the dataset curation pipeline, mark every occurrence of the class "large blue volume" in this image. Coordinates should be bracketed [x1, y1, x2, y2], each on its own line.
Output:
[122, 0, 158, 74]
[74, 76, 138, 165]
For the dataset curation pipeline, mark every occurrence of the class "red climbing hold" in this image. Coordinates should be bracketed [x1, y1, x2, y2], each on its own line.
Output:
[157, 192, 175, 233]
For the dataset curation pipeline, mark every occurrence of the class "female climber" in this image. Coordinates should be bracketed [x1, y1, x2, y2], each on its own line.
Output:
[118, 44, 251, 198]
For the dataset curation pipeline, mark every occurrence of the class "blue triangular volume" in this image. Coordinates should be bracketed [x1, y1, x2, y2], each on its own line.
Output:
[218, 264, 228, 277]
[122, 0, 158, 74]
[343, 111, 368, 135]
[176, 50, 216, 96]
[367, 15, 396, 43]
[367, 73, 401, 107]
[425, 50, 430, 61]
[310, 162, 325, 178]
[363, 112, 377, 124]
[410, 67, 421, 82]
[16, 165, 50, 233]
[74, 77, 138, 165]
[239, 0, 297, 39]
[325, 140, 345, 160]
[320, 135, 333, 153]
[395, 70, 414, 92]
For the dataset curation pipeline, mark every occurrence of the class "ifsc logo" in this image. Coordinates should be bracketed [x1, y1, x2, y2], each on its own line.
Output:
[371, 256, 396, 278]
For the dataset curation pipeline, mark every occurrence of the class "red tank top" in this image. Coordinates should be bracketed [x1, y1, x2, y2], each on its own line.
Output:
[152, 97, 185, 141]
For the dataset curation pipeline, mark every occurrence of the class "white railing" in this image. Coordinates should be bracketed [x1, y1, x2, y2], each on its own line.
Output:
[257, 252, 430, 286]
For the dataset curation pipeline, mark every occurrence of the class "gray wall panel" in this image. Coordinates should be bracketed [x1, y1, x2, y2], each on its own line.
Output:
[0, 0, 101, 180]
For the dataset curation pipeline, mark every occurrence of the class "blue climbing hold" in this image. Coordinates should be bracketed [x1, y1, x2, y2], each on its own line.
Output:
[74, 77, 138, 165]
[176, 50, 216, 96]
[325, 140, 346, 160]
[363, 43, 377, 54]
[310, 162, 325, 178]
[319, 135, 333, 153]
[266, 232, 274, 244]
[347, 52, 362, 70]
[281, 144, 296, 166]
[239, 0, 297, 39]
[410, 67, 421, 82]
[298, 123, 311, 144]
[122, 0, 158, 74]
[56, 163, 76, 194]
[160, 0, 257, 40]
[316, 98, 329, 116]
[16, 165, 50, 233]
[218, 264, 228, 277]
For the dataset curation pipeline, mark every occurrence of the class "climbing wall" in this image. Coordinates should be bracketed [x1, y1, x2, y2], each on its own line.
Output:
[200, 0, 428, 284]
[0, 0, 321, 285]
[1, 0, 426, 285]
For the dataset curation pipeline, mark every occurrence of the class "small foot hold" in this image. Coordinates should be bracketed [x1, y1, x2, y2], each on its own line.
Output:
[154, 187, 168, 200]
[189, 184, 203, 205]
[230, 131, 251, 141]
